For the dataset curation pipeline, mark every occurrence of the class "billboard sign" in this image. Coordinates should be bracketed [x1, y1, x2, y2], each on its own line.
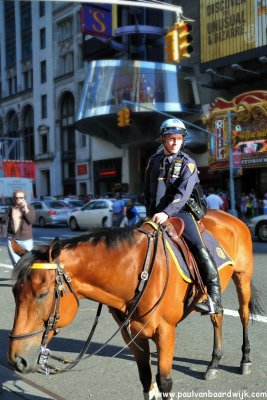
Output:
[81, 4, 115, 38]
[200, 0, 267, 63]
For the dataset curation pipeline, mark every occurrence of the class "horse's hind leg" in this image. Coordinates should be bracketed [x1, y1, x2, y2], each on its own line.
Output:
[205, 314, 223, 380]
[232, 272, 252, 375]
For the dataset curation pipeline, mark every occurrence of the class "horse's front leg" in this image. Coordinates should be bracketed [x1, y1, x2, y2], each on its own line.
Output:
[155, 325, 175, 399]
[205, 313, 223, 380]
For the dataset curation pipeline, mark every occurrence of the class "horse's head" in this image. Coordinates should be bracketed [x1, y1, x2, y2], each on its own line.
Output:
[8, 238, 79, 373]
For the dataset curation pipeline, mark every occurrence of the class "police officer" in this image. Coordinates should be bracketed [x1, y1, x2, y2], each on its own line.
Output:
[144, 118, 223, 315]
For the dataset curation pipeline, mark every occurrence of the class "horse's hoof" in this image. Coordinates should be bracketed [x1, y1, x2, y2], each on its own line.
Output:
[205, 368, 218, 380]
[240, 362, 252, 375]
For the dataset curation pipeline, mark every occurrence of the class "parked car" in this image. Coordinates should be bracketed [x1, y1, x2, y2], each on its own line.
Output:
[31, 200, 72, 227]
[68, 199, 114, 230]
[63, 198, 86, 210]
[247, 214, 267, 242]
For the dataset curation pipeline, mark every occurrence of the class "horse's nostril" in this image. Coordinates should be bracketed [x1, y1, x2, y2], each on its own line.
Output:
[15, 356, 28, 372]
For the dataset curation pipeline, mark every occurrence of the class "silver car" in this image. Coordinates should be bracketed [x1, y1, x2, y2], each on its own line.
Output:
[31, 200, 72, 227]
[247, 215, 267, 242]
[68, 199, 114, 230]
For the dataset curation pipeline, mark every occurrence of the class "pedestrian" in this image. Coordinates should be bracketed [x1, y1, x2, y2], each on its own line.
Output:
[240, 192, 247, 220]
[205, 188, 224, 210]
[125, 199, 140, 226]
[2, 189, 35, 267]
[112, 192, 125, 227]
[144, 118, 222, 315]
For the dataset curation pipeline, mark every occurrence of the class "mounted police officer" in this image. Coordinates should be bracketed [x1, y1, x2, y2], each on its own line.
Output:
[144, 118, 223, 315]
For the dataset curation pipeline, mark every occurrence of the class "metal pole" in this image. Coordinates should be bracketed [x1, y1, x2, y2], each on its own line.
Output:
[227, 111, 238, 216]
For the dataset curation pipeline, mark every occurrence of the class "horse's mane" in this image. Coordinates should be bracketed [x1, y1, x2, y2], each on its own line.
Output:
[60, 226, 136, 249]
[12, 226, 137, 283]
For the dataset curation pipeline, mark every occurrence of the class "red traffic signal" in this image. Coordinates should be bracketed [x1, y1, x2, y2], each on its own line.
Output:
[177, 21, 193, 59]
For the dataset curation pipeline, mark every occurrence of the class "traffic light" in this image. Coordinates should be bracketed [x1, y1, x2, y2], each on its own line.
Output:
[177, 21, 193, 59]
[164, 28, 179, 63]
[117, 108, 131, 127]
[117, 109, 125, 127]
[123, 107, 132, 126]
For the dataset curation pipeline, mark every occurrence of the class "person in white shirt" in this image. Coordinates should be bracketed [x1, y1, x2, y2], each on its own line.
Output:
[206, 188, 224, 210]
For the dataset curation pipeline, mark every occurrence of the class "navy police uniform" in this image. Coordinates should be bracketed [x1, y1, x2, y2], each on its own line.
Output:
[144, 149, 205, 257]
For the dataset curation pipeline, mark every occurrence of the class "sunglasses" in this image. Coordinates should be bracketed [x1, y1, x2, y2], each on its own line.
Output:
[15, 196, 25, 199]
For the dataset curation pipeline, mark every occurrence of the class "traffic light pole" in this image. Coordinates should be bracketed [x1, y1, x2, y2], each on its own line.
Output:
[227, 111, 238, 216]
[123, 100, 238, 216]
[56, 0, 182, 16]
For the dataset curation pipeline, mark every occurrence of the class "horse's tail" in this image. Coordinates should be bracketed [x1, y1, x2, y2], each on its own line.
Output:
[249, 283, 265, 320]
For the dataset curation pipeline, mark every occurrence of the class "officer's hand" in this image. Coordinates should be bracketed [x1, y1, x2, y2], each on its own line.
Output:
[152, 212, 168, 225]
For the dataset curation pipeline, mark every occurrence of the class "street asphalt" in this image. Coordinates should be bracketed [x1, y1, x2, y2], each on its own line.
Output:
[0, 244, 59, 400]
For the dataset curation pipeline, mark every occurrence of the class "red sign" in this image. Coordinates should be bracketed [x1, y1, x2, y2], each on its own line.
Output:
[77, 163, 88, 176]
[99, 170, 117, 176]
[3, 161, 35, 179]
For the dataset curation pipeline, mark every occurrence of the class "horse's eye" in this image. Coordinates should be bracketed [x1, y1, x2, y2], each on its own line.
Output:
[37, 292, 48, 301]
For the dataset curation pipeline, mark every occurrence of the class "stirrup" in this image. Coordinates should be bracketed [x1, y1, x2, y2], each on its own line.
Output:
[194, 295, 223, 315]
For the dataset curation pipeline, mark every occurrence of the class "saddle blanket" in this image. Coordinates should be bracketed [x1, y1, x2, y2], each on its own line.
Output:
[166, 229, 233, 283]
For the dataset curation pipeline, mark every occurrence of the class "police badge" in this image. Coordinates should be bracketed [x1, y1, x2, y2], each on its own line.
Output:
[172, 160, 182, 178]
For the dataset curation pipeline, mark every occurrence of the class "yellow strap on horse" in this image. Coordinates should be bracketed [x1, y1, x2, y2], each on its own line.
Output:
[31, 263, 58, 270]
[145, 220, 192, 283]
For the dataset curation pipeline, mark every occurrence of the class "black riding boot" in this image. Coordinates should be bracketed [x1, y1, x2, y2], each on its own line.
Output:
[194, 247, 223, 314]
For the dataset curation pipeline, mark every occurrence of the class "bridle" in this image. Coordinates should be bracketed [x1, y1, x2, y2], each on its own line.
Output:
[9, 259, 80, 373]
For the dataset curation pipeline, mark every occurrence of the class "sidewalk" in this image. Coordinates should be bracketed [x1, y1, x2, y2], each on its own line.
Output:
[0, 244, 59, 400]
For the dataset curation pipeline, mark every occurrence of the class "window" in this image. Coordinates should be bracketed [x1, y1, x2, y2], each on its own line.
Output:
[40, 60, 46, 83]
[59, 52, 74, 75]
[78, 45, 84, 68]
[39, 1, 45, 17]
[8, 78, 13, 96]
[41, 94, 47, 119]
[58, 19, 73, 42]
[5, 2, 16, 67]
[20, 1, 32, 60]
[40, 28, 46, 49]
[79, 133, 87, 148]
[23, 70, 32, 90]
[41, 133, 48, 153]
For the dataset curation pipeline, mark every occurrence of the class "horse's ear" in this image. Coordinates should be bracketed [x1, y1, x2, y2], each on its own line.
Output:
[11, 239, 29, 257]
[49, 238, 62, 262]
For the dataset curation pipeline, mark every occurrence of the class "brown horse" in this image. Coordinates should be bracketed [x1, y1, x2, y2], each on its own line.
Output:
[8, 211, 261, 399]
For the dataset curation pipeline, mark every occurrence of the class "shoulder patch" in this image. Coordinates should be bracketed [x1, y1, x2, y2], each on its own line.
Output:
[187, 163, 195, 173]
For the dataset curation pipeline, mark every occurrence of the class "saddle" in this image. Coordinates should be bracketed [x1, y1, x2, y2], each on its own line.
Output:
[162, 217, 206, 294]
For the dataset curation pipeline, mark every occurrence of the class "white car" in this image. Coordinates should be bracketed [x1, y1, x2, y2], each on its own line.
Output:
[247, 215, 267, 242]
[68, 199, 114, 230]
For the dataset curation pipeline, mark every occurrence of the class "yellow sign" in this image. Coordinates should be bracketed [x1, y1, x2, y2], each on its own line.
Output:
[200, 0, 267, 63]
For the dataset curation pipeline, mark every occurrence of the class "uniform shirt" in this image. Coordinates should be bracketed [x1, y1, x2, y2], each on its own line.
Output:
[144, 150, 200, 217]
